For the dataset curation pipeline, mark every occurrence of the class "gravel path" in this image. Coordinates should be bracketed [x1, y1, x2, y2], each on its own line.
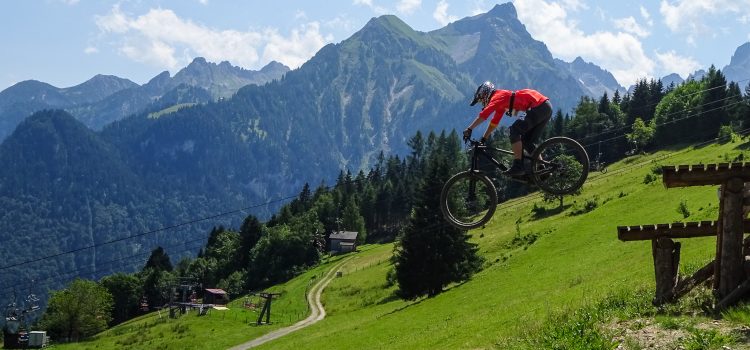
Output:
[229, 257, 351, 349]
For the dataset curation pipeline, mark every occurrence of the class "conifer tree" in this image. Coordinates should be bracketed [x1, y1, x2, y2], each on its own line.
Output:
[612, 89, 622, 105]
[553, 109, 565, 137]
[393, 133, 483, 299]
[239, 215, 263, 267]
[143, 246, 172, 272]
[698, 65, 728, 140]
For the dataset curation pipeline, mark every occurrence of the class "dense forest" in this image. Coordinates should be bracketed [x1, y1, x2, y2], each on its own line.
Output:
[19, 66, 750, 342]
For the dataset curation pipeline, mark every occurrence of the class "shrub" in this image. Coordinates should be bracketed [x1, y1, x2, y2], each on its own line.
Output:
[676, 199, 691, 219]
[643, 173, 659, 184]
[718, 125, 737, 144]
[570, 197, 599, 216]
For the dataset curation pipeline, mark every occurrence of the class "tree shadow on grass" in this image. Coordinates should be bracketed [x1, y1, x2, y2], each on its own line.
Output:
[375, 295, 427, 319]
[531, 204, 572, 220]
[733, 140, 750, 151]
[375, 279, 473, 319]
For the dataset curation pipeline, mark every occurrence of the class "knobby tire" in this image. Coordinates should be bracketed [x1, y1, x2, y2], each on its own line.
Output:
[440, 171, 498, 230]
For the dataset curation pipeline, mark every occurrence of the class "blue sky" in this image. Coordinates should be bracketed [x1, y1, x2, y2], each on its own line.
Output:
[1, 0, 749, 91]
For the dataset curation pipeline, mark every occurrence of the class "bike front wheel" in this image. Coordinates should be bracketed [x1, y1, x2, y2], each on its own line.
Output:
[531, 137, 589, 195]
[440, 171, 498, 230]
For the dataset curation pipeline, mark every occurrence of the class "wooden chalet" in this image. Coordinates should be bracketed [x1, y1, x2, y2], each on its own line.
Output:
[203, 288, 229, 305]
[329, 231, 358, 254]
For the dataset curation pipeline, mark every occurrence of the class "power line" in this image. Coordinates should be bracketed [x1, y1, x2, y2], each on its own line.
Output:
[0, 234, 208, 295]
[1, 81, 746, 274]
[0, 194, 299, 271]
[581, 98, 748, 148]
[579, 92, 748, 146]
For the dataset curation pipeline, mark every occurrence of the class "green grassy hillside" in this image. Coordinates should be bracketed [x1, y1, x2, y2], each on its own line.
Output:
[49, 255, 354, 350]
[45, 139, 750, 349]
[258, 139, 749, 349]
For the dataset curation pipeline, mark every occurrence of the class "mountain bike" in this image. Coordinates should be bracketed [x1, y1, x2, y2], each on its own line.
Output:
[440, 136, 589, 230]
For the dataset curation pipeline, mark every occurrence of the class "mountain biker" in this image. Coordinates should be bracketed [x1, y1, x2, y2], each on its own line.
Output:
[462, 81, 552, 176]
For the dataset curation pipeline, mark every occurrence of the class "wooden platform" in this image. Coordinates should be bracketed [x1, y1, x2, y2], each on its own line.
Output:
[663, 162, 750, 188]
[617, 220, 750, 241]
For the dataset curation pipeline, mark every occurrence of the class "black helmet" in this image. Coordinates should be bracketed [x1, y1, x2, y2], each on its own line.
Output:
[470, 81, 495, 107]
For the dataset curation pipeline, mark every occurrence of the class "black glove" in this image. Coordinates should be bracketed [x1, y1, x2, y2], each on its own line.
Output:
[480, 137, 488, 145]
[463, 128, 472, 142]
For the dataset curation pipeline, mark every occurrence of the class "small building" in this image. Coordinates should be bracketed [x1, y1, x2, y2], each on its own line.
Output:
[329, 231, 358, 254]
[203, 288, 229, 305]
[28, 331, 48, 348]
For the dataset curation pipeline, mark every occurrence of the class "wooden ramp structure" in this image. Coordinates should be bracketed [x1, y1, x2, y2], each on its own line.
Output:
[617, 162, 750, 310]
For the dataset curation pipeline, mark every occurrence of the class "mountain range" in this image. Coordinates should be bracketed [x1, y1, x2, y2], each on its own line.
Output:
[1, 2, 749, 310]
[0, 59, 289, 140]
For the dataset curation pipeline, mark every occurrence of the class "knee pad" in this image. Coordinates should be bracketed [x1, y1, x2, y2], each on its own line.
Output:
[509, 122, 525, 143]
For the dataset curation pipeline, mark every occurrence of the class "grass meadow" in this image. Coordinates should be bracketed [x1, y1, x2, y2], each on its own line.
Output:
[41, 138, 750, 349]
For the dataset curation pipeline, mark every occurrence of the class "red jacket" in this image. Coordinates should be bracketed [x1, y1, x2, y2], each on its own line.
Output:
[479, 89, 548, 126]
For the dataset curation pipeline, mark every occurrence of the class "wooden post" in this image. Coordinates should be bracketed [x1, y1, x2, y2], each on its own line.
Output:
[714, 185, 725, 292]
[718, 177, 745, 299]
[652, 237, 681, 305]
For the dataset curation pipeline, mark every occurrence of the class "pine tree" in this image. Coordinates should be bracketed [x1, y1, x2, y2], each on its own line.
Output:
[393, 136, 483, 299]
[239, 215, 263, 267]
[627, 79, 650, 125]
[612, 89, 622, 105]
[597, 92, 611, 115]
[698, 65, 728, 140]
[143, 246, 172, 272]
[553, 109, 565, 137]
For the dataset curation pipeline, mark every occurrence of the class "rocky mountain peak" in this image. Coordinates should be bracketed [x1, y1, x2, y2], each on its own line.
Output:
[729, 42, 750, 65]
[487, 2, 518, 19]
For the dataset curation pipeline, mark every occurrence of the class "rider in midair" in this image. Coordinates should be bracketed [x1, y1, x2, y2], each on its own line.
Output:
[462, 81, 553, 176]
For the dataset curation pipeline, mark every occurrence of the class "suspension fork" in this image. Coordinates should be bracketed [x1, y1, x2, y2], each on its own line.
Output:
[467, 145, 482, 200]
[470, 145, 480, 172]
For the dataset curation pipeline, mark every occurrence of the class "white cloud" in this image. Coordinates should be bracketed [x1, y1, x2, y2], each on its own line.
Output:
[639, 6, 653, 26]
[433, 0, 458, 26]
[61, 0, 80, 5]
[655, 50, 700, 79]
[593, 6, 606, 21]
[198, 0, 208, 5]
[84, 46, 99, 54]
[613, 16, 650, 38]
[513, 0, 655, 86]
[660, 0, 750, 43]
[324, 15, 356, 32]
[560, 0, 587, 11]
[397, 0, 421, 15]
[261, 22, 334, 69]
[469, 0, 492, 16]
[95, 6, 332, 70]
[353, 0, 388, 15]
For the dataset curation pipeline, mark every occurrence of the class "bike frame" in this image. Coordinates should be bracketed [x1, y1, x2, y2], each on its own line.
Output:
[467, 140, 526, 173]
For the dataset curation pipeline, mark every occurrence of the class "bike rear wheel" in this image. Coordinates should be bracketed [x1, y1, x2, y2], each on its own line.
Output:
[530, 137, 589, 195]
[440, 171, 497, 230]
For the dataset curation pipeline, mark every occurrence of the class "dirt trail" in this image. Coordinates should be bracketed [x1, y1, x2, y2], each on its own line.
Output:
[229, 257, 351, 349]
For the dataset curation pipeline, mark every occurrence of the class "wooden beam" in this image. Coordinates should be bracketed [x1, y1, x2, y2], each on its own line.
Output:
[673, 260, 714, 301]
[617, 219, 750, 241]
[662, 162, 750, 188]
[716, 278, 750, 312]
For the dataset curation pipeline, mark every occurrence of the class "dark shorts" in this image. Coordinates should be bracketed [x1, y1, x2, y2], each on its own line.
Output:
[509, 100, 552, 153]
